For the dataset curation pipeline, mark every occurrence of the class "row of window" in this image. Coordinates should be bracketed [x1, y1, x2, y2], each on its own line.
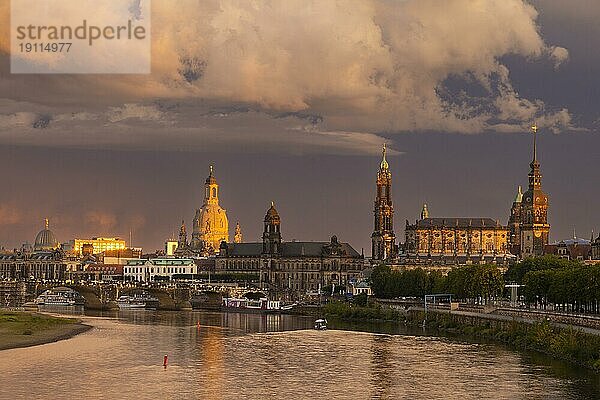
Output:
[124, 267, 193, 274]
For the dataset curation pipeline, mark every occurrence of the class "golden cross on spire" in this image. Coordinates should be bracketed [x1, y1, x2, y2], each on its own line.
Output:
[531, 124, 538, 133]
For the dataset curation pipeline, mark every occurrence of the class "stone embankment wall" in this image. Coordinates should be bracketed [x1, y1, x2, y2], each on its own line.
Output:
[493, 308, 600, 331]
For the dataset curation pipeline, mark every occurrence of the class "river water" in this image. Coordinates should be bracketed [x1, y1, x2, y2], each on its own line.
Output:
[2, 309, 600, 399]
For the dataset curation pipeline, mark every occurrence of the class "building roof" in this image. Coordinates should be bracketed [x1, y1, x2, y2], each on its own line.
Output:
[412, 218, 502, 229]
[225, 243, 263, 256]
[221, 240, 362, 258]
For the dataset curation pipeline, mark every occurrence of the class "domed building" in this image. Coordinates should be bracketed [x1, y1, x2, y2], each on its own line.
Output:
[34, 219, 59, 251]
[189, 166, 229, 254]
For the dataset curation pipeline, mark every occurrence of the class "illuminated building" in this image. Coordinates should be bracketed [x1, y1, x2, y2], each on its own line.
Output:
[175, 165, 230, 256]
[65, 237, 126, 256]
[371, 144, 397, 261]
[507, 125, 551, 257]
[404, 208, 511, 265]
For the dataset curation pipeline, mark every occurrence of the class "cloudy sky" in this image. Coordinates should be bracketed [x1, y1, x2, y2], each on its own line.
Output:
[0, 0, 598, 253]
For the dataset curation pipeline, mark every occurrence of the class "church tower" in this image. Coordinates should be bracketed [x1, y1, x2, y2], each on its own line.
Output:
[371, 144, 396, 261]
[234, 222, 243, 243]
[263, 202, 281, 255]
[507, 186, 522, 255]
[519, 125, 550, 257]
[192, 165, 229, 253]
[178, 220, 188, 248]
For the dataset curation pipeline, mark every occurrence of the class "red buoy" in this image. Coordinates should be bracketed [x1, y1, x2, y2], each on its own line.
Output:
[163, 354, 168, 368]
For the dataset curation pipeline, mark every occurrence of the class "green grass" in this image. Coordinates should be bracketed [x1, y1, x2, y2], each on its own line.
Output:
[0, 311, 78, 336]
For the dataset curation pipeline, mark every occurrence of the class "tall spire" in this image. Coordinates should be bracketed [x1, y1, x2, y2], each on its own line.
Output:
[531, 124, 538, 163]
[528, 125, 542, 190]
[44, 218, 49, 230]
[380, 143, 389, 170]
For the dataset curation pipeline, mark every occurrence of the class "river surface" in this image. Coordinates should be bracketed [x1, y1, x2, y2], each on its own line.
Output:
[2, 309, 600, 399]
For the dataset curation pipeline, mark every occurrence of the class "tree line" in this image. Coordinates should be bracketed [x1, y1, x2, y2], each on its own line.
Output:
[370, 263, 504, 303]
[370, 255, 600, 313]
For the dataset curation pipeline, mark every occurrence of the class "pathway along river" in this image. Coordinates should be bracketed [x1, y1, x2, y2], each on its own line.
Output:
[2, 309, 600, 399]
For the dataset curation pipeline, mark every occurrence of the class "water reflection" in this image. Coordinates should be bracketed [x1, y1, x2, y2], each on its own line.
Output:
[2, 310, 599, 400]
[370, 335, 393, 399]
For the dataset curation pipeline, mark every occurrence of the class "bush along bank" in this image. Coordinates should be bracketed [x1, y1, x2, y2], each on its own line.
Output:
[408, 309, 600, 372]
[323, 301, 405, 321]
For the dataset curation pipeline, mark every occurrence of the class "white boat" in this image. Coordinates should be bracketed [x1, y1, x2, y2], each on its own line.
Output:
[314, 318, 327, 330]
[222, 297, 284, 313]
[117, 293, 159, 309]
[35, 287, 85, 306]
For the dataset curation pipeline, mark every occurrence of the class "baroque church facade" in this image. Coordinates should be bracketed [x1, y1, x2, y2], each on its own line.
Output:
[175, 166, 233, 256]
[403, 205, 511, 265]
[507, 125, 551, 257]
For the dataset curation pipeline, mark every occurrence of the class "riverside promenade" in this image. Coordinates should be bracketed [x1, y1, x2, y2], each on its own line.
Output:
[418, 305, 600, 336]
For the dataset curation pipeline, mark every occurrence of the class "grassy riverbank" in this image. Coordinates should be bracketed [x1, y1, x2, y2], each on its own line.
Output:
[0, 310, 91, 351]
[413, 310, 600, 372]
[322, 301, 600, 372]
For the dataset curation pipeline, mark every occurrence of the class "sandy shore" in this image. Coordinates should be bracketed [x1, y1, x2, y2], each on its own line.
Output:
[0, 311, 93, 351]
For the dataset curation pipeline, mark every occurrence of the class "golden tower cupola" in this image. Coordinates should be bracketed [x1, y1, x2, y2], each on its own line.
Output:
[192, 165, 229, 254]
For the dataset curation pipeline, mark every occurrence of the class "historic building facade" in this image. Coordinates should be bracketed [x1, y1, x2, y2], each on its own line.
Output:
[176, 166, 230, 256]
[371, 144, 397, 261]
[217, 203, 364, 297]
[124, 257, 196, 282]
[0, 220, 78, 280]
[507, 125, 551, 258]
[404, 206, 511, 265]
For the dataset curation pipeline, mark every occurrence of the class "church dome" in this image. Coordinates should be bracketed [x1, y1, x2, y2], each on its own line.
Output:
[265, 202, 280, 223]
[34, 219, 58, 251]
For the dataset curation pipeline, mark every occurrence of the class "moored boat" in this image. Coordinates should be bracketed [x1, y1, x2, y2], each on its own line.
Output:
[117, 293, 159, 309]
[34, 287, 85, 306]
[222, 297, 293, 313]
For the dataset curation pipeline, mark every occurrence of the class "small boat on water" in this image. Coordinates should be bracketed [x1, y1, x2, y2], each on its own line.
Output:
[314, 318, 327, 330]
[117, 293, 159, 309]
[34, 287, 85, 306]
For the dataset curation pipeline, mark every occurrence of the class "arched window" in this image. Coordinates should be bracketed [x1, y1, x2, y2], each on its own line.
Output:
[212, 187, 217, 197]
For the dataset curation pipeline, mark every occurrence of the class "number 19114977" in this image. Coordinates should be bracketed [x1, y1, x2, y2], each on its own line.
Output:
[18, 42, 72, 52]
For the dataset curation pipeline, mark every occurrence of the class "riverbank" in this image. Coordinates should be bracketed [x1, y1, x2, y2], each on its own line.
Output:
[0, 310, 91, 351]
[321, 301, 600, 372]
